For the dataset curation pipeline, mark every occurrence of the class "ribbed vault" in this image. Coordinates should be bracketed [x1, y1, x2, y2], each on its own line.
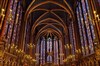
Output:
[24, 0, 75, 44]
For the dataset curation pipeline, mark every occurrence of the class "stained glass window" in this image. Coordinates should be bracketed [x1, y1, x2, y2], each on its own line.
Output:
[36, 36, 64, 65]
[68, 22, 75, 55]
[76, 5, 86, 55]
[40, 37, 43, 64]
[49, 37, 52, 63]
[43, 37, 45, 64]
[15, 6, 22, 44]
[55, 37, 59, 64]
[8, 0, 17, 43]
[4, 0, 23, 45]
[47, 37, 50, 63]
[85, 0, 96, 53]
[76, 0, 95, 55]
[81, 0, 94, 53]
[4, 0, 14, 41]
[54, 37, 57, 64]
[11, 2, 20, 44]
[47, 37, 52, 63]
[79, 3, 89, 55]
[85, 0, 95, 39]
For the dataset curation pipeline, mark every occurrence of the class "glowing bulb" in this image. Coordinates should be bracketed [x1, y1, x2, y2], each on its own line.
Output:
[64, 45, 66, 48]
[78, 49, 81, 53]
[10, 9, 12, 12]
[9, 18, 12, 20]
[2, 9, 5, 12]
[67, 44, 69, 49]
[17, 14, 19, 16]
[96, 15, 99, 17]
[94, 11, 96, 14]
[76, 50, 78, 53]
[70, 44, 72, 48]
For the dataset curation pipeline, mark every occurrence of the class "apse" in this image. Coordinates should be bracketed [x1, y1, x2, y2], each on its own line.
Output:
[36, 33, 64, 65]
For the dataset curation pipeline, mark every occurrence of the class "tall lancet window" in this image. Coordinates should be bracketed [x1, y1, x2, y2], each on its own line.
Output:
[76, 0, 96, 55]
[4, 0, 14, 42]
[47, 37, 50, 62]
[11, 2, 20, 44]
[54, 37, 59, 65]
[47, 37, 52, 63]
[43, 37, 45, 64]
[81, 0, 95, 53]
[76, 5, 86, 55]
[40, 37, 44, 64]
[85, 0, 95, 40]
[49, 37, 52, 62]
[7, 0, 18, 44]
[76, 3, 88, 55]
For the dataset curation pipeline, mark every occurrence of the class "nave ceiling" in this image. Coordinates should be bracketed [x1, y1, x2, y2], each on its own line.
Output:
[24, 0, 77, 44]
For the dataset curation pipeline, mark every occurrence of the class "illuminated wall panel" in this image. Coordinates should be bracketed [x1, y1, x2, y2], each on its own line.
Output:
[36, 36, 64, 65]
[43, 38, 45, 64]
[81, 0, 94, 53]
[76, 6, 86, 55]
[7, 0, 18, 44]
[11, 2, 20, 44]
[76, 0, 96, 55]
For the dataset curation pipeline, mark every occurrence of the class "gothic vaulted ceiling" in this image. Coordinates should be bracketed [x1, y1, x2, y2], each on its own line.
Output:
[24, 0, 76, 44]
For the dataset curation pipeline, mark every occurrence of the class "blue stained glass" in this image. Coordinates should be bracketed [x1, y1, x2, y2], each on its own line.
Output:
[40, 39, 43, 64]
[76, 7, 86, 55]
[36, 36, 63, 65]
[81, 0, 94, 53]
[79, 3, 89, 55]
[56, 39, 59, 64]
